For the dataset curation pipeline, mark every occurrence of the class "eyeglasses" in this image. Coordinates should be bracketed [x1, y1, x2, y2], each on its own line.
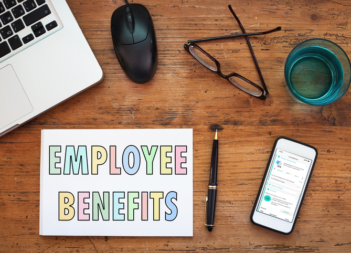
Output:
[184, 5, 281, 100]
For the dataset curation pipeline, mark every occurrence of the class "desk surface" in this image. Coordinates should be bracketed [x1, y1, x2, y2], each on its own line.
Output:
[1, 0, 351, 252]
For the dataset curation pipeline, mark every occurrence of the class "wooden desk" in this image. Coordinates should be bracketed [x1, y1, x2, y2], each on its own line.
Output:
[1, 0, 351, 251]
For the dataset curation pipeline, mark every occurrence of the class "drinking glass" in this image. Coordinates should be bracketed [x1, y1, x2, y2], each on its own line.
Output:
[284, 39, 351, 105]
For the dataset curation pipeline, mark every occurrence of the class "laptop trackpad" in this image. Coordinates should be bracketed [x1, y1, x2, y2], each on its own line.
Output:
[0, 65, 33, 130]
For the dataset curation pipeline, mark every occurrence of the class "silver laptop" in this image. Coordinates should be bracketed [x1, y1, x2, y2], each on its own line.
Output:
[0, 0, 103, 137]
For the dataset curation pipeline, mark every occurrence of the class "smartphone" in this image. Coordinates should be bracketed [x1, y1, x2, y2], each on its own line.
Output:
[251, 137, 318, 234]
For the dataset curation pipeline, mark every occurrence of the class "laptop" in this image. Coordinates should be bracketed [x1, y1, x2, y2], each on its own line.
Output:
[0, 0, 103, 137]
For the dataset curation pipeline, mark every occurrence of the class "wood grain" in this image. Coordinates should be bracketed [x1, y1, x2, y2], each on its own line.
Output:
[1, 0, 351, 252]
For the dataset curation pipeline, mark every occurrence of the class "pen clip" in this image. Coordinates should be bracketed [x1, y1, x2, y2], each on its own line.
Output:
[205, 196, 208, 226]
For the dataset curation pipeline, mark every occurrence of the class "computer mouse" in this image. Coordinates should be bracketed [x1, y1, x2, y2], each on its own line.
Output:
[111, 2, 158, 84]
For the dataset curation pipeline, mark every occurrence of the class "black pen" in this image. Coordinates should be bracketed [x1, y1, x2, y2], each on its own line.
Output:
[205, 130, 219, 232]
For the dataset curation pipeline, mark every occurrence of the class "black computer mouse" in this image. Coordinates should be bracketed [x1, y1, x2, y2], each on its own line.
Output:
[111, 2, 158, 84]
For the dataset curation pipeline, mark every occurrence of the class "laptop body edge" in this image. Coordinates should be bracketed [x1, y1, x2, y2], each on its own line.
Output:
[0, 0, 104, 137]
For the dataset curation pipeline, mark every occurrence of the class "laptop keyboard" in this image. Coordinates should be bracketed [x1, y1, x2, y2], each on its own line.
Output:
[0, 0, 62, 62]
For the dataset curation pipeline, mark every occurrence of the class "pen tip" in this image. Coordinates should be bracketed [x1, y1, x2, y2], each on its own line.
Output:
[208, 226, 213, 232]
[214, 130, 218, 140]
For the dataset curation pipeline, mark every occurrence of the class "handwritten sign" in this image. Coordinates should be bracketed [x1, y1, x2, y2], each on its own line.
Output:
[40, 129, 193, 236]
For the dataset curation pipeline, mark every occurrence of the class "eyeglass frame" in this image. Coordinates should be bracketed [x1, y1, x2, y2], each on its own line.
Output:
[184, 43, 268, 99]
[184, 4, 281, 100]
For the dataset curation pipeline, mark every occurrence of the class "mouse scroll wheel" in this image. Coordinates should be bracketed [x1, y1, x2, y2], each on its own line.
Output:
[127, 13, 133, 23]
[126, 7, 133, 23]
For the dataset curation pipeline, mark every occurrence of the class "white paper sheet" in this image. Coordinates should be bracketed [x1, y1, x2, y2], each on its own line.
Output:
[40, 129, 193, 236]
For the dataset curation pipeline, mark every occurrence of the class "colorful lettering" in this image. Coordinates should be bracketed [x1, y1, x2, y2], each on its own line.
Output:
[141, 192, 148, 221]
[122, 146, 140, 175]
[91, 146, 107, 175]
[150, 192, 164, 221]
[160, 146, 172, 175]
[128, 192, 139, 221]
[113, 192, 125, 221]
[141, 145, 158, 175]
[175, 146, 187, 174]
[78, 192, 90, 221]
[59, 192, 75, 221]
[92, 192, 110, 221]
[49, 146, 61, 175]
[165, 191, 178, 221]
[64, 146, 88, 175]
[110, 146, 121, 175]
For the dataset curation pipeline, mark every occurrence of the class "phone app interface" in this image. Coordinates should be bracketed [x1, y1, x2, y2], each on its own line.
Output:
[257, 149, 312, 222]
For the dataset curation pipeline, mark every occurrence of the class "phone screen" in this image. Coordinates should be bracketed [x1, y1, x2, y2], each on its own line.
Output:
[257, 148, 312, 222]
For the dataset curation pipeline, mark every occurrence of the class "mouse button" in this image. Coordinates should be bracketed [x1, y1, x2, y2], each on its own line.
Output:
[112, 7, 126, 25]
[111, 9, 133, 45]
[113, 44, 125, 68]
[131, 5, 150, 43]
[115, 29, 133, 45]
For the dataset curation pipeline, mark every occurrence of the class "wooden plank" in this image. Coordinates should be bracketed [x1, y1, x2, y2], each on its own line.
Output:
[1, 0, 351, 252]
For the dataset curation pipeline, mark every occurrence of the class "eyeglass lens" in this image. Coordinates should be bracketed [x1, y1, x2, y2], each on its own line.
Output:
[228, 76, 262, 97]
[189, 45, 218, 72]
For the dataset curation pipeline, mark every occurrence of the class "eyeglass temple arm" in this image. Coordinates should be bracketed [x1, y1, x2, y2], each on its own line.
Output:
[187, 26, 281, 44]
[228, 4, 273, 95]
[228, 5, 248, 36]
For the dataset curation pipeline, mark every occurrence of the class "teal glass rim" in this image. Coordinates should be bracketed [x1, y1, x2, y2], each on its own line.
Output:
[284, 38, 351, 105]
